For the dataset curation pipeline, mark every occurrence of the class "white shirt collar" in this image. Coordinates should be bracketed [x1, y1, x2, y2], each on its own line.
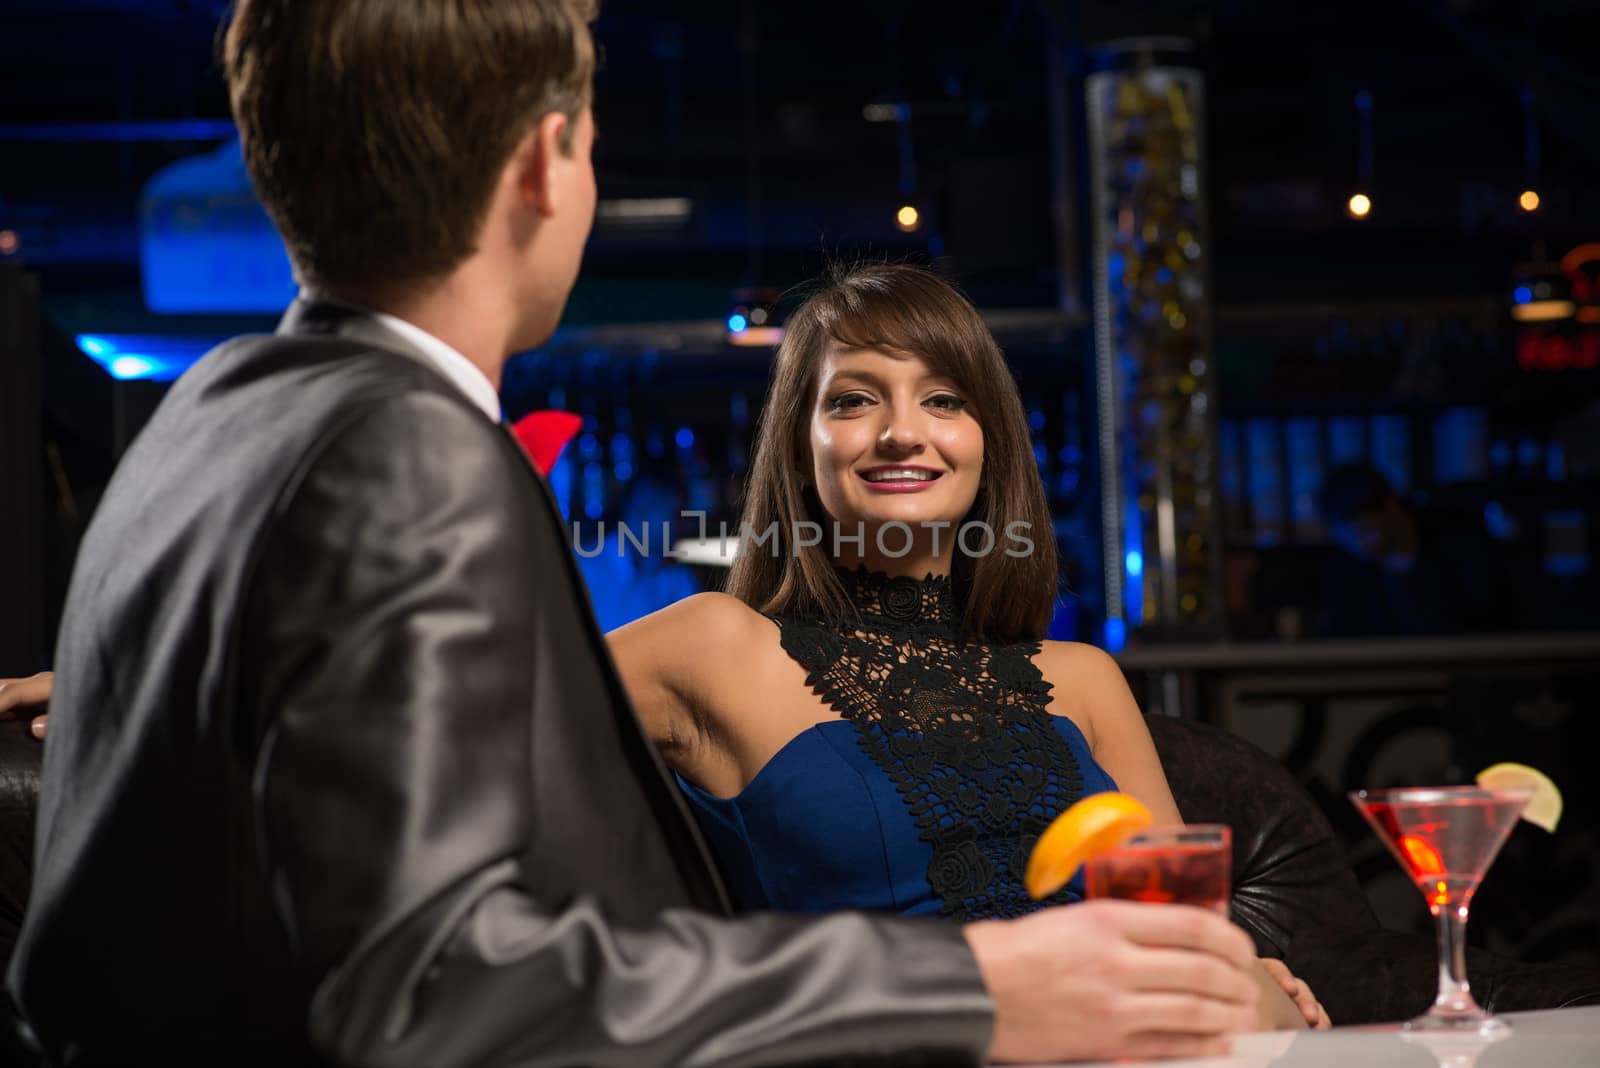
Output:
[300, 291, 502, 422]
[366, 308, 503, 423]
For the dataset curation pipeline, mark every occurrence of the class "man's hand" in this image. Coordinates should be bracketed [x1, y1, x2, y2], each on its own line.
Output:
[964, 901, 1261, 1063]
[1259, 957, 1331, 1030]
[0, 670, 52, 739]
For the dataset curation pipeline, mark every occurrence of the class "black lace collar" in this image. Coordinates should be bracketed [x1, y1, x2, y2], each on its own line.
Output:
[773, 568, 1085, 920]
[834, 566, 960, 627]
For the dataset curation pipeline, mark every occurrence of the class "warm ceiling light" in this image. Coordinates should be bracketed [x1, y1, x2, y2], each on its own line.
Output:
[1347, 193, 1372, 219]
[1519, 190, 1541, 212]
[1510, 299, 1575, 322]
[896, 205, 920, 232]
[727, 325, 785, 347]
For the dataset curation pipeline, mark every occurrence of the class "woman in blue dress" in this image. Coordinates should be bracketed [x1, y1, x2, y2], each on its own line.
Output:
[609, 262, 1326, 1029]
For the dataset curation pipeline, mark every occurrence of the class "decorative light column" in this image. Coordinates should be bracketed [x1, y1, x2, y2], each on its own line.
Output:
[1087, 38, 1221, 644]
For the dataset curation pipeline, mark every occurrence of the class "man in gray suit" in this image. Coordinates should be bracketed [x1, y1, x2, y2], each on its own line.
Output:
[7, 2, 1260, 1063]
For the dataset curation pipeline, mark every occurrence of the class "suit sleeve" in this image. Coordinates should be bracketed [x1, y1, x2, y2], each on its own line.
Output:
[242, 392, 994, 1067]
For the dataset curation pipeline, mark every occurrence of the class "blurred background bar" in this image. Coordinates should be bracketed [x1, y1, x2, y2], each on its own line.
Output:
[1, 0, 1596, 968]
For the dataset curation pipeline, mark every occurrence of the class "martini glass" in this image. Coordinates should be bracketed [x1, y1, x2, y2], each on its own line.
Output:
[1350, 784, 1534, 1036]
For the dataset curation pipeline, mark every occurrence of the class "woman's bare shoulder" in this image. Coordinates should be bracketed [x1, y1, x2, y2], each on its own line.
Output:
[1034, 639, 1123, 685]
[609, 590, 773, 656]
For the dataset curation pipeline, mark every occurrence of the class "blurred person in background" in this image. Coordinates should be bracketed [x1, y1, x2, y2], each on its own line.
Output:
[1319, 462, 1524, 636]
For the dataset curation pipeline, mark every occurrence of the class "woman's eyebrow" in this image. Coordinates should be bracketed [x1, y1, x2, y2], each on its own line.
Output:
[825, 368, 885, 388]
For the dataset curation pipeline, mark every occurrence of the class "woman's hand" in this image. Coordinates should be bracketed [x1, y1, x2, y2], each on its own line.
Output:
[1259, 957, 1331, 1029]
[0, 670, 52, 740]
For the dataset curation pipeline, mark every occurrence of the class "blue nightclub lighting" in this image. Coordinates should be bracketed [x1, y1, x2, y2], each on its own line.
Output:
[1483, 501, 1519, 542]
[548, 454, 574, 520]
[0, 119, 238, 143]
[675, 426, 695, 449]
[727, 313, 748, 332]
[1514, 286, 1533, 304]
[140, 140, 297, 313]
[110, 356, 155, 380]
[1547, 555, 1589, 576]
[582, 462, 606, 520]
[76, 334, 219, 382]
[1103, 617, 1128, 653]
[1027, 409, 1046, 431]
[1122, 497, 1145, 627]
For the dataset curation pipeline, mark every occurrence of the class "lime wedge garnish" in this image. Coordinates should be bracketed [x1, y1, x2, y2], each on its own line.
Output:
[1476, 763, 1562, 832]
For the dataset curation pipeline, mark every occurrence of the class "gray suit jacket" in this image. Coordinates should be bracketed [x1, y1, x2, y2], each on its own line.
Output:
[7, 299, 993, 1065]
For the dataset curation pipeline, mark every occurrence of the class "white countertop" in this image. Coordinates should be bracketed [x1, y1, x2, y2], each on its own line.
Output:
[1006, 1005, 1600, 1067]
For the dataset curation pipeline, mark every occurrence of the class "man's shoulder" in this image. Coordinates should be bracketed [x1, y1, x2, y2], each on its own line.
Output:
[188, 329, 466, 410]
[149, 330, 498, 473]
[82, 333, 516, 588]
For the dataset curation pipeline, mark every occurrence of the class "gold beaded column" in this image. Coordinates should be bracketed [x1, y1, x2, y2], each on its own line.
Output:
[1087, 38, 1221, 642]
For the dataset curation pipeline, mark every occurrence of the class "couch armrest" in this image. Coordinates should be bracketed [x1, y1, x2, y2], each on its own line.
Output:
[1144, 714, 1379, 957]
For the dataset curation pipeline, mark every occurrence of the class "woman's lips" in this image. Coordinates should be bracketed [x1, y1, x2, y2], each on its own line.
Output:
[857, 469, 944, 493]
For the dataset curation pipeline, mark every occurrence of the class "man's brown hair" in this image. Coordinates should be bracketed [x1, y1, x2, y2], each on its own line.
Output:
[223, 0, 598, 295]
[725, 262, 1060, 640]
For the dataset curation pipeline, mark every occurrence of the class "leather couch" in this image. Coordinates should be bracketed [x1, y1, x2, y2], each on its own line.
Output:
[1, 714, 1596, 1054]
[0, 721, 35, 984]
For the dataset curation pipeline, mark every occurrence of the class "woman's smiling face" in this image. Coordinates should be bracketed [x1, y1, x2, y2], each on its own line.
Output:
[807, 343, 984, 543]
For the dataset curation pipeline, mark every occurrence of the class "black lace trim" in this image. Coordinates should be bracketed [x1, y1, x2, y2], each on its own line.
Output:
[773, 567, 1085, 920]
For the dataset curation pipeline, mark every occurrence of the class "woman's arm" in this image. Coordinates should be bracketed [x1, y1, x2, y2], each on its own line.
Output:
[1037, 641, 1183, 826]
[604, 591, 755, 776]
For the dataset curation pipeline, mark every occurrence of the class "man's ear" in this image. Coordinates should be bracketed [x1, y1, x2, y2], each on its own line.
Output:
[514, 111, 571, 219]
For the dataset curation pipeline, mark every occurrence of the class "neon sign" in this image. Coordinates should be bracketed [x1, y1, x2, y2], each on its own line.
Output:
[1517, 331, 1599, 371]
[1514, 243, 1600, 371]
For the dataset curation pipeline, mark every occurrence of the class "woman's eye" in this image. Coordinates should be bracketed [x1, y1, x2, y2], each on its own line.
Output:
[829, 393, 871, 411]
[927, 394, 966, 411]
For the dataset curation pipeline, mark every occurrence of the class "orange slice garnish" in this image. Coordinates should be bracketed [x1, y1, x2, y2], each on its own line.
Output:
[1025, 791, 1154, 899]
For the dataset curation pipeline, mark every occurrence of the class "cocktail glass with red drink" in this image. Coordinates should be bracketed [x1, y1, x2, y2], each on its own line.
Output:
[1349, 785, 1534, 1035]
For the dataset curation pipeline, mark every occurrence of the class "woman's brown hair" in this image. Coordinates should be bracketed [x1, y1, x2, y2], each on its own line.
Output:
[725, 262, 1058, 640]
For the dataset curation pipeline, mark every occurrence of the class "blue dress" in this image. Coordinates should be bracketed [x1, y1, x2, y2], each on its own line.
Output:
[678, 569, 1121, 921]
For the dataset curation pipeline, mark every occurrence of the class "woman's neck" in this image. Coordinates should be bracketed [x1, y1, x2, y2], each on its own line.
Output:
[833, 565, 960, 625]
[846, 552, 951, 579]
[830, 529, 955, 580]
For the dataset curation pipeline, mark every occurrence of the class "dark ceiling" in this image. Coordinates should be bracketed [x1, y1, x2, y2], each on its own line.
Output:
[2, 0, 1598, 320]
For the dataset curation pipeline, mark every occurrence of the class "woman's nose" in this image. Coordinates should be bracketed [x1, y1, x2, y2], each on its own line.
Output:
[876, 406, 925, 453]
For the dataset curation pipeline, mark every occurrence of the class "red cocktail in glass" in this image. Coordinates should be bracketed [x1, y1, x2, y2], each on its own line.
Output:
[1350, 785, 1533, 1035]
[1084, 824, 1231, 915]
